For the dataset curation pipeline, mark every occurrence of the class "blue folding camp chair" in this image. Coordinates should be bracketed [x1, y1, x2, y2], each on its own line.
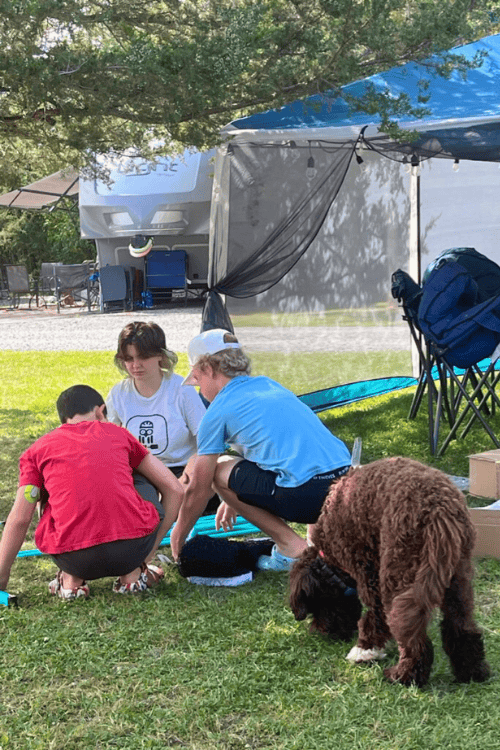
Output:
[145, 249, 187, 305]
[392, 248, 500, 456]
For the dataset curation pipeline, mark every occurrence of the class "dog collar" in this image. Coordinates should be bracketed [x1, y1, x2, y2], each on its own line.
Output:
[318, 551, 357, 597]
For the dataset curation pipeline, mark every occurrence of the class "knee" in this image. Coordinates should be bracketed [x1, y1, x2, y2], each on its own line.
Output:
[212, 459, 235, 492]
[213, 462, 229, 492]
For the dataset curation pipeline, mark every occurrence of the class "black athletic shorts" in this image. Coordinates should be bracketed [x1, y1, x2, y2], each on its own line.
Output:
[51, 474, 165, 580]
[228, 460, 350, 524]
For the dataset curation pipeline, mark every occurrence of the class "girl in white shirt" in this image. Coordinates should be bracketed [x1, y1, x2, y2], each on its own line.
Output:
[106, 321, 207, 480]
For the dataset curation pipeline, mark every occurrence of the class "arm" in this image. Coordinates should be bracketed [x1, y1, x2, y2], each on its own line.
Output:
[176, 387, 206, 485]
[179, 385, 207, 436]
[179, 453, 197, 486]
[170, 454, 220, 560]
[0, 486, 38, 590]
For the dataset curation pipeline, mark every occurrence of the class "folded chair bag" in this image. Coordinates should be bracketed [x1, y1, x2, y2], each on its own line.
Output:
[423, 247, 500, 302]
[418, 262, 500, 368]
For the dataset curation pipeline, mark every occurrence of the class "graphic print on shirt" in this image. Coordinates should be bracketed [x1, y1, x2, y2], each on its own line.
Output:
[126, 414, 168, 455]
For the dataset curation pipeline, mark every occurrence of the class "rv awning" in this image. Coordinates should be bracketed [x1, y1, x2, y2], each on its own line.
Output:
[0, 170, 79, 210]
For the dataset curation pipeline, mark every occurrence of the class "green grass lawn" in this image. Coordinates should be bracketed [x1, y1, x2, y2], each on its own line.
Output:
[1, 350, 499, 750]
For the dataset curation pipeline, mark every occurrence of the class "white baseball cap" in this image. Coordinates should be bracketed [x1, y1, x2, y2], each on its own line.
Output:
[182, 329, 241, 385]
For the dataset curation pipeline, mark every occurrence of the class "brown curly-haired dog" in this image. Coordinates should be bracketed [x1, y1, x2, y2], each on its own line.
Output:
[290, 457, 490, 687]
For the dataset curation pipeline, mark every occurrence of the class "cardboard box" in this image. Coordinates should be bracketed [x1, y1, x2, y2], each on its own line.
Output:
[469, 449, 500, 499]
[469, 508, 500, 558]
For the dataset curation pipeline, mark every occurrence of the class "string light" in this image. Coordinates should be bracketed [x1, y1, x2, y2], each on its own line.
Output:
[306, 156, 317, 179]
[453, 159, 460, 172]
[306, 143, 317, 179]
[410, 154, 421, 176]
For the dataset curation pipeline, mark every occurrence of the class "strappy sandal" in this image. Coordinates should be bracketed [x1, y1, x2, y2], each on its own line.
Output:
[48, 570, 90, 600]
[112, 563, 164, 594]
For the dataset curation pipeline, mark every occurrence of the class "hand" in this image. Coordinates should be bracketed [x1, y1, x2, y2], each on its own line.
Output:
[215, 502, 237, 533]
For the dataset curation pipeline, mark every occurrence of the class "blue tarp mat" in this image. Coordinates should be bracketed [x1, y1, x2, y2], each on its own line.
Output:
[297, 359, 500, 415]
[298, 375, 417, 412]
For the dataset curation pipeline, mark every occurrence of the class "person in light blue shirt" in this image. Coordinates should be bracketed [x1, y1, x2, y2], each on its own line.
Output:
[170, 329, 351, 571]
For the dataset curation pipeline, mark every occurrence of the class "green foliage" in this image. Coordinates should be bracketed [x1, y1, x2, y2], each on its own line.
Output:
[0, 138, 92, 272]
[0, 209, 94, 274]
[0, 0, 498, 169]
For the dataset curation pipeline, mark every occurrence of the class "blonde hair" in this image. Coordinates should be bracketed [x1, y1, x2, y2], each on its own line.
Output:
[197, 346, 251, 379]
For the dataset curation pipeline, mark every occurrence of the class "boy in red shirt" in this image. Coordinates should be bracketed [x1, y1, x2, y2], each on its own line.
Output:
[0, 384, 184, 599]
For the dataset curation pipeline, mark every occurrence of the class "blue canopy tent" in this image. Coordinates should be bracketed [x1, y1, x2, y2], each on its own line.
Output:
[207, 32, 500, 326]
[228, 33, 500, 159]
[200, 33, 500, 440]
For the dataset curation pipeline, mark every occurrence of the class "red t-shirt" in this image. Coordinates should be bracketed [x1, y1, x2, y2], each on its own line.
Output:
[19, 421, 159, 554]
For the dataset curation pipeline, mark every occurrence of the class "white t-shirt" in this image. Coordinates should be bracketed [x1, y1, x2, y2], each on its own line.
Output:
[106, 373, 206, 468]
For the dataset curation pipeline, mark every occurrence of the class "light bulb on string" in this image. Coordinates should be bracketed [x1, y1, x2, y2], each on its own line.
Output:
[306, 155, 317, 180]
[354, 150, 370, 174]
[453, 159, 460, 172]
[410, 154, 421, 176]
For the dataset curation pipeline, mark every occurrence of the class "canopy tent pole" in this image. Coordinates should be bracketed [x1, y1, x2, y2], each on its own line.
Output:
[409, 157, 421, 378]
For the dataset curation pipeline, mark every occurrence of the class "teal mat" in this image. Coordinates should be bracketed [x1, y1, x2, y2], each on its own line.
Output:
[298, 359, 500, 414]
[298, 376, 417, 412]
[16, 514, 261, 559]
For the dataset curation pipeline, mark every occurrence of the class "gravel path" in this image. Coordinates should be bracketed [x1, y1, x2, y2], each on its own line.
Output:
[0, 306, 410, 352]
